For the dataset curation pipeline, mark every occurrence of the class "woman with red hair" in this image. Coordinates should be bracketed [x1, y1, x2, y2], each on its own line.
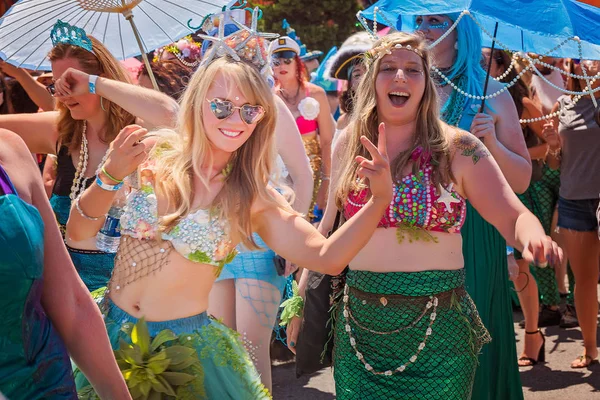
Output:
[269, 37, 335, 221]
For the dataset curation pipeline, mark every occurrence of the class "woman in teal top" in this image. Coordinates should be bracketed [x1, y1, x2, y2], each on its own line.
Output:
[416, 14, 532, 400]
[0, 129, 130, 399]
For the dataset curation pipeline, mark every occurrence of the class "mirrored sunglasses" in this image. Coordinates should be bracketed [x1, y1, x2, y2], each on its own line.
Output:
[272, 58, 293, 67]
[207, 98, 265, 125]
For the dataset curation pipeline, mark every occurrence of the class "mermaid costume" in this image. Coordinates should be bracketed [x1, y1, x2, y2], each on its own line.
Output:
[0, 164, 77, 398]
[49, 146, 114, 291]
[334, 149, 490, 399]
[75, 163, 270, 399]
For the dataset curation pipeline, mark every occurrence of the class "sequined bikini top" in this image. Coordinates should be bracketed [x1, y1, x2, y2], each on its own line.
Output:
[120, 166, 237, 270]
[344, 148, 466, 235]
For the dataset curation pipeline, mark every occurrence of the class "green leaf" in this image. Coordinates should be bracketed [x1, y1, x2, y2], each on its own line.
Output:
[117, 358, 130, 370]
[139, 380, 152, 397]
[122, 345, 144, 365]
[147, 392, 161, 400]
[188, 250, 212, 264]
[129, 384, 143, 400]
[147, 358, 170, 374]
[169, 357, 198, 371]
[150, 329, 178, 351]
[147, 349, 168, 363]
[132, 318, 151, 355]
[161, 371, 196, 386]
[152, 375, 177, 396]
[164, 345, 196, 364]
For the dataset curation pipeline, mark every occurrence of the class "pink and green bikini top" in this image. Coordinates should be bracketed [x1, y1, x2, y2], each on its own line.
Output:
[120, 162, 237, 270]
[344, 148, 467, 234]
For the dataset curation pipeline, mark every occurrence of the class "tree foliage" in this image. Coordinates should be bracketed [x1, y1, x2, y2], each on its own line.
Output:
[250, 0, 362, 54]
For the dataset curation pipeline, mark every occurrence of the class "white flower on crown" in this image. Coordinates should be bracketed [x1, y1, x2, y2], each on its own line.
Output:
[298, 97, 320, 121]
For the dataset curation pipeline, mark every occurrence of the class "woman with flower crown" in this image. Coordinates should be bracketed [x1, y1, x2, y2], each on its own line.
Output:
[415, 14, 531, 400]
[66, 16, 393, 397]
[0, 21, 178, 293]
[269, 36, 336, 222]
[285, 31, 562, 400]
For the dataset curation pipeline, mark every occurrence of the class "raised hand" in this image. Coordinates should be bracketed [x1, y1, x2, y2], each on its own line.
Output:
[521, 235, 563, 269]
[101, 125, 149, 183]
[470, 113, 497, 144]
[355, 122, 393, 203]
[53, 67, 94, 98]
[542, 120, 561, 150]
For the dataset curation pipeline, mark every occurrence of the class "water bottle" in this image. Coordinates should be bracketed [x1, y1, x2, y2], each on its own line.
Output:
[96, 193, 125, 253]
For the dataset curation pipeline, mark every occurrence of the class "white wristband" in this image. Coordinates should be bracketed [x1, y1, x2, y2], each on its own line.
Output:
[89, 74, 99, 94]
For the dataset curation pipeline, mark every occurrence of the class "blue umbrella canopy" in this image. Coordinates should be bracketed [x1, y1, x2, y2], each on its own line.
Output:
[361, 0, 600, 60]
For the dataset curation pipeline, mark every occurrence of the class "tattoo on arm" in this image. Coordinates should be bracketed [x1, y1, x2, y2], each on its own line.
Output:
[453, 131, 491, 165]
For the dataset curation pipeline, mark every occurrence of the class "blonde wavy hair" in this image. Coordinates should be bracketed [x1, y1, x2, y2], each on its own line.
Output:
[152, 57, 285, 249]
[49, 36, 135, 152]
[336, 32, 453, 209]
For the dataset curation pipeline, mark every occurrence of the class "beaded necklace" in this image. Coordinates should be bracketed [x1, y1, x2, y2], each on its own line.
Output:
[441, 74, 468, 127]
[69, 121, 111, 201]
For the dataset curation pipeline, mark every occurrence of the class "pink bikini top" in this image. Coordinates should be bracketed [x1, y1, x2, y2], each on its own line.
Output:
[344, 148, 467, 233]
[295, 87, 319, 135]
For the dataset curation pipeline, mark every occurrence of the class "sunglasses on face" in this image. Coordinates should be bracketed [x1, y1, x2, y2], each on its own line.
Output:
[46, 82, 56, 95]
[272, 58, 293, 67]
[207, 98, 265, 125]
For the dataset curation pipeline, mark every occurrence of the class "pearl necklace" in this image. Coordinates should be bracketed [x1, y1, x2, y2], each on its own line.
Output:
[69, 121, 111, 201]
[342, 284, 439, 376]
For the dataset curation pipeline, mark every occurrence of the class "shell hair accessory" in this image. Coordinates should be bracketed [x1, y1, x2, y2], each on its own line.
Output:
[153, 36, 202, 68]
[198, 6, 279, 78]
[367, 41, 424, 62]
[50, 20, 93, 53]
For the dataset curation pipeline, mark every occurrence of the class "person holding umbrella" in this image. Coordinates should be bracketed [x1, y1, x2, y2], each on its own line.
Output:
[0, 20, 178, 292]
[416, 13, 531, 400]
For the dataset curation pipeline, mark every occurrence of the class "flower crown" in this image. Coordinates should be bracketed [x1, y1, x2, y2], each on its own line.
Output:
[50, 20, 93, 53]
[198, 7, 278, 79]
[153, 36, 202, 68]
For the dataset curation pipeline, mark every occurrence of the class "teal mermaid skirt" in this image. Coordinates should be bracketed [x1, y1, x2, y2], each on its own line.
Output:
[334, 269, 490, 400]
[462, 202, 524, 400]
[75, 298, 271, 399]
[50, 194, 114, 292]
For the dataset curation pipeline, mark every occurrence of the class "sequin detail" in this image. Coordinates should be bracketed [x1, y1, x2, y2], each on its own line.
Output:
[344, 163, 466, 233]
[120, 181, 237, 270]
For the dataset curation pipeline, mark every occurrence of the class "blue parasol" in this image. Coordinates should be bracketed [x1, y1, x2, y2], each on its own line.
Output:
[361, 0, 600, 60]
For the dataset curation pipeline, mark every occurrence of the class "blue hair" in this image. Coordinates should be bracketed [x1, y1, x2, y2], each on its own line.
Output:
[444, 13, 486, 97]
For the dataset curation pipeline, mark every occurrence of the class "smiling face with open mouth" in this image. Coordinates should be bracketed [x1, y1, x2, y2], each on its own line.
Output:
[375, 49, 426, 125]
[202, 71, 262, 154]
[51, 58, 101, 120]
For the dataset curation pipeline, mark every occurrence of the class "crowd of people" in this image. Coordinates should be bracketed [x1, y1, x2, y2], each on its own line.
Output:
[0, 5, 598, 400]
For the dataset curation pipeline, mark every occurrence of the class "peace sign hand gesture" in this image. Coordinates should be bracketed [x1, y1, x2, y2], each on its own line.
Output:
[355, 122, 393, 204]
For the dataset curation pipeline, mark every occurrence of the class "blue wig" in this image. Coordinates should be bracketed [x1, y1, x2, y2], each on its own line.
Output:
[444, 13, 486, 97]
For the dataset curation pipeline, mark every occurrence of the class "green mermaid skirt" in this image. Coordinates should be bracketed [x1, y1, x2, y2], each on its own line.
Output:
[334, 269, 490, 400]
[462, 202, 524, 400]
[75, 297, 271, 399]
[515, 166, 561, 306]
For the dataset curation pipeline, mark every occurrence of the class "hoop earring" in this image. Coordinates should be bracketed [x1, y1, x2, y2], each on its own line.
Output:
[100, 97, 108, 112]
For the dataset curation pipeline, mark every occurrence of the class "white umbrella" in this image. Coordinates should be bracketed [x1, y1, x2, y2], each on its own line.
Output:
[0, 0, 233, 88]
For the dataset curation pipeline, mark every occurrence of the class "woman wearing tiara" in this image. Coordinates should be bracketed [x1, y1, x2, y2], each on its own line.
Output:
[0, 20, 178, 292]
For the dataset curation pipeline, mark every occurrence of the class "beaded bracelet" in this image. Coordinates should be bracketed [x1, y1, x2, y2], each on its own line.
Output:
[101, 166, 123, 184]
[75, 194, 102, 221]
[95, 176, 123, 191]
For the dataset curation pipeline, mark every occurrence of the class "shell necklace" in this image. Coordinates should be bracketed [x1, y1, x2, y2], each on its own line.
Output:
[69, 121, 111, 201]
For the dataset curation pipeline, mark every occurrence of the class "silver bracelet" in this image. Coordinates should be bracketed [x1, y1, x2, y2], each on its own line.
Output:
[75, 194, 102, 221]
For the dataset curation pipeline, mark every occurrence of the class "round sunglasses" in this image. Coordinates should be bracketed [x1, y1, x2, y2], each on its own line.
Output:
[207, 98, 265, 125]
[271, 58, 293, 67]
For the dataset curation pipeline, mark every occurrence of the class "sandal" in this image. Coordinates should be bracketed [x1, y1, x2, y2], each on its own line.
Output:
[518, 329, 545, 367]
[570, 355, 599, 369]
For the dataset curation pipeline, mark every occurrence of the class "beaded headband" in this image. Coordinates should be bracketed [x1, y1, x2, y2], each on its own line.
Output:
[199, 7, 278, 79]
[366, 42, 424, 62]
[50, 20, 93, 53]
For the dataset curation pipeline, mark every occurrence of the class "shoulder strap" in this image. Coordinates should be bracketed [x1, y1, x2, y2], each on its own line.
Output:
[327, 210, 343, 237]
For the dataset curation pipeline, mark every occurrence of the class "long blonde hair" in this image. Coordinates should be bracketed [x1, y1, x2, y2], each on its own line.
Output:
[49, 37, 135, 152]
[153, 57, 284, 249]
[336, 32, 453, 209]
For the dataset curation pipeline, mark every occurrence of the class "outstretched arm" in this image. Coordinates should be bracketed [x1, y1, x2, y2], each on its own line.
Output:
[452, 130, 562, 266]
[0, 61, 55, 111]
[54, 67, 179, 129]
